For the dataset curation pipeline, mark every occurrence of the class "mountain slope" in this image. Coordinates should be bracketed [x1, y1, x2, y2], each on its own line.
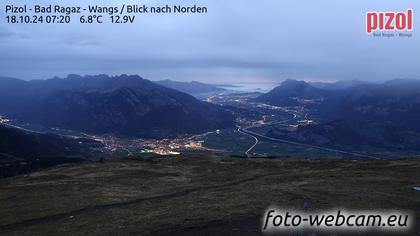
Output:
[0, 125, 102, 177]
[255, 79, 327, 106]
[0, 75, 235, 138]
[323, 79, 420, 132]
[257, 79, 420, 133]
[259, 79, 420, 154]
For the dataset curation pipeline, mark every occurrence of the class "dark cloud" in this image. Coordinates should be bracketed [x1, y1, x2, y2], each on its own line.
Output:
[0, 0, 419, 83]
[0, 27, 14, 38]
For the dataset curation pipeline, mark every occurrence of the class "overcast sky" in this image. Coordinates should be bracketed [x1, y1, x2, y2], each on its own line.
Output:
[0, 0, 419, 83]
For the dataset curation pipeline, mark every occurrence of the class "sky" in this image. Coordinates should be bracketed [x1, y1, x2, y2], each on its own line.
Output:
[0, 0, 419, 83]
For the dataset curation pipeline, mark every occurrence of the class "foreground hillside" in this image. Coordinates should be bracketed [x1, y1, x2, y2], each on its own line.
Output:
[0, 155, 419, 235]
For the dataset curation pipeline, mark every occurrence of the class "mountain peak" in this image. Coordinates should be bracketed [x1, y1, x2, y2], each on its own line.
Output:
[280, 79, 310, 88]
[255, 79, 324, 106]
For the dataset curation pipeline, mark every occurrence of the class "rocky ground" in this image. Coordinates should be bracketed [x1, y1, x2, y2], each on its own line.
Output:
[0, 155, 419, 235]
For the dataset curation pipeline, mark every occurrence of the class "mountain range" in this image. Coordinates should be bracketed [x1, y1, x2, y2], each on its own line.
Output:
[0, 75, 235, 138]
[257, 79, 420, 128]
[258, 79, 420, 154]
[309, 79, 368, 90]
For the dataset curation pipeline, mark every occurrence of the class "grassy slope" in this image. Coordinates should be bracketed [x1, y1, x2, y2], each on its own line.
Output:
[0, 155, 419, 235]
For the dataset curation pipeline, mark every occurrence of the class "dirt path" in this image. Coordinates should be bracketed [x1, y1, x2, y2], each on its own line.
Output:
[0, 172, 281, 232]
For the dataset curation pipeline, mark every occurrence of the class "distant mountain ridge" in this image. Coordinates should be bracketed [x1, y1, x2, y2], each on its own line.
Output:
[154, 80, 226, 97]
[309, 80, 368, 90]
[0, 75, 235, 138]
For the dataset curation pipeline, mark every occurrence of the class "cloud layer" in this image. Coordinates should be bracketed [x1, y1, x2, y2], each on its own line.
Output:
[1, 0, 419, 83]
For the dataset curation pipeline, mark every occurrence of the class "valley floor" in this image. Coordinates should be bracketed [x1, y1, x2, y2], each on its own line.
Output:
[0, 155, 419, 235]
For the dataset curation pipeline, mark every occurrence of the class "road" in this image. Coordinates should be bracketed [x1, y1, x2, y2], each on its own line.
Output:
[241, 128, 377, 159]
[238, 113, 298, 157]
[238, 128, 259, 157]
[1, 122, 45, 135]
[239, 111, 377, 159]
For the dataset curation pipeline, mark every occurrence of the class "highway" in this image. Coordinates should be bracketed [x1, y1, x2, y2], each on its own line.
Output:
[238, 112, 298, 158]
[237, 128, 258, 157]
[239, 111, 378, 159]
